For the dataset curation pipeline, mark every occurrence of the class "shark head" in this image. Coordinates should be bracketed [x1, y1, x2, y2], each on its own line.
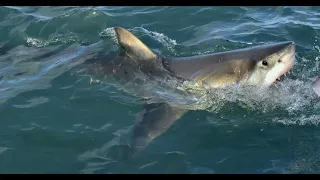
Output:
[165, 40, 295, 89]
[245, 41, 295, 86]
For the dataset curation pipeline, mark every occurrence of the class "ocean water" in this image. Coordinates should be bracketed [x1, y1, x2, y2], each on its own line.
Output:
[0, 6, 320, 174]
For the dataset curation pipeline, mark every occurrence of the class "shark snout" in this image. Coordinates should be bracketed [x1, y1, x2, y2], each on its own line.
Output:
[285, 41, 295, 54]
[275, 41, 295, 55]
[285, 41, 295, 46]
[281, 41, 295, 68]
[263, 41, 296, 86]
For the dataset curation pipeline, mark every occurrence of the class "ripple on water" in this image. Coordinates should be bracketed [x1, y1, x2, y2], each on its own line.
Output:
[0, 147, 12, 155]
[12, 96, 49, 109]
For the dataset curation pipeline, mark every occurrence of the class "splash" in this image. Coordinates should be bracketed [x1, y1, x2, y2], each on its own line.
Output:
[99, 27, 117, 44]
[25, 34, 80, 48]
[132, 27, 178, 53]
[85, 66, 319, 127]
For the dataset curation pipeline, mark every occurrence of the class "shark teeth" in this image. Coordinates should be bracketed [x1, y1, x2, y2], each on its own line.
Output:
[277, 73, 288, 82]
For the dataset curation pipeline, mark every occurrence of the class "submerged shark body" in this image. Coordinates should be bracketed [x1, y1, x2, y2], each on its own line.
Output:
[86, 27, 296, 158]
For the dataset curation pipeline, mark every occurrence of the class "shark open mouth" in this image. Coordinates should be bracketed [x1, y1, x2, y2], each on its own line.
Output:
[276, 71, 290, 82]
[276, 73, 287, 82]
[264, 55, 295, 86]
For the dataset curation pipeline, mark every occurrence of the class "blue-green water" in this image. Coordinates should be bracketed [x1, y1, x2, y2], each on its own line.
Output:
[1, 6, 320, 174]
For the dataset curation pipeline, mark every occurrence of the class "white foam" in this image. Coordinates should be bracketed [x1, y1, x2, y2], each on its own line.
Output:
[99, 27, 117, 44]
[134, 27, 177, 53]
[25, 34, 79, 48]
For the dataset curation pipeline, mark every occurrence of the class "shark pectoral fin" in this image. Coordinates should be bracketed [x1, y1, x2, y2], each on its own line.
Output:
[124, 103, 187, 159]
[113, 26, 157, 61]
[312, 76, 320, 96]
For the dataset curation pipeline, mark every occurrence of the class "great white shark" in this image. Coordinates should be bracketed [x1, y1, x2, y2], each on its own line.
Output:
[85, 26, 296, 159]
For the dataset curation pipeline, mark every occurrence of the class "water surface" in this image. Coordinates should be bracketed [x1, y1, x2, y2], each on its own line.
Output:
[0, 6, 320, 174]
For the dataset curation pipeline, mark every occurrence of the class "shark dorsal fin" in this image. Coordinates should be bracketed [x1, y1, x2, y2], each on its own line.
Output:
[114, 26, 157, 61]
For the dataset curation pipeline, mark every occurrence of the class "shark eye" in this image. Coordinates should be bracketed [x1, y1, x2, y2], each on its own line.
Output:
[262, 60, 268, 66]
[278, 59, 282, 63]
